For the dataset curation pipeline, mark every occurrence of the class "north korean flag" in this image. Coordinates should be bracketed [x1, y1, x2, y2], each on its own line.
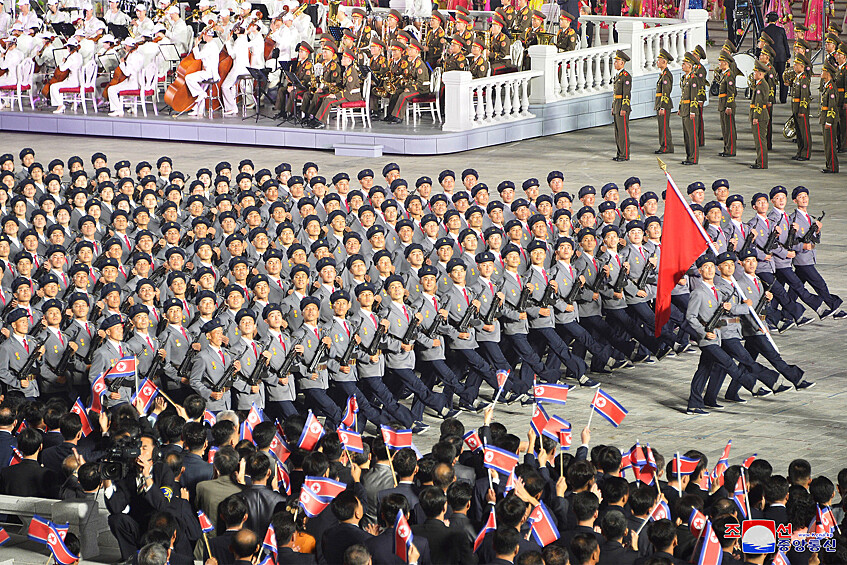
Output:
[299, 484, 331, 518]
[528, 501, 560, 548]
[474, 512, 496, 552]
[240, 420, 254, 443]
[207, 446, 218, 465]
[8, 447, 23, 466]
[534, 382, 571, 405]
[542, 415, 570, 442]
[733, 476, 748, 519]
[297, 411, 325, 451]
[15, 419, 27, 434]
[816, 505, 837, 534]
[712, 440, 731, 488]
[394, 509, 414, 562]
[197, 510, 215, 533]
[696, 521, 723, 565]
[620, 448, 632, 474]
[381, 425, 413, 450]
[530, 402, 549, 436]
[637, 444, 658, 485]
[273, 458, 291, 495]
[28, 515, 53, 543]
[671, 454, 700, 475]
[463, 429, 483, 452]
[689, 508, 708, 537]
[203, 410, 217, 427]
[262, 524, 277, 555]
[341, 395, 358, 430]
[246, 403, 264, 429]
[483, 445, 519, 476]
[269, 430, 291, 463]
[304, 476, 347, 499]
[649, 501, 672, 522]
[771, 551, 790, 565]
[742, 454, 757, 469]
[105, 355, 137, 381]
[338, 428, 364, 454]
[495, 369, 510, 391]
[591, 389, 628, 427]
[131, 378, 159, 414]
[0, 525, 9, 546]
[47, 523, 79, 565]
[70, 398, 93, 436]
[504, 469, 517, 493]
[558, 429, 572, 450]
[90, 373, 107, 413]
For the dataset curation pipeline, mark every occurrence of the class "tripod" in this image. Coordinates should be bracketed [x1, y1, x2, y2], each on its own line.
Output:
[735, 0, 764, 55]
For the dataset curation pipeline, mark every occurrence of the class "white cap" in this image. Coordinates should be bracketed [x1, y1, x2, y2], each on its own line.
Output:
[67, 37, 80, 46]
[219, 8, 230, 16]
[102, 33, 116, 42]
[122, 37, 135, 46]
[46, 0, 58, 5]
[238, 2, 249, 10]
[82, 1, 93, 10]
[166, 5, 179, 14]
[153, 24, 166, 33]
[17, 0, 28, 6]
[11, 22, 24, 31]
[135, 3, 147, 10]
[28, 18, 42, 28]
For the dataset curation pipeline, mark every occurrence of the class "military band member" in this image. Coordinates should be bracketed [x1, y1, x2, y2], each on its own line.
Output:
[834, 43, 846, 152]
[488, 14, 512, 74]
[717, 50, 739, 158]
[455, 13, 475, 56]
[310, 48, 362, 129]
[750, 60, 770, 169]
[443, 36, 469, 72]
[556, 11, 579, 52]
[611, 50, 632, 162]
[655, 49, 674, 154]
[469, 38, 489, 79]
[820, 62, 840, 173]
[425, 11, 447, 69]
[299, 42, 342, 124]
[759, 44, 778, 150]
[692, 44, 708, 147]
[514, 0, 532, 33]
[385, 39, 430, 124]
[382, 9, 402, 44]
[791, 53, 813, 161]
[679, 52, 699, 165]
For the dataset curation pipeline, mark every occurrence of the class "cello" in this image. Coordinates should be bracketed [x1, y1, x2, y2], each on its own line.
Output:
[164, 24, 233, 113]
[102, 42, 135, 101]
[41, 43, 78, 97]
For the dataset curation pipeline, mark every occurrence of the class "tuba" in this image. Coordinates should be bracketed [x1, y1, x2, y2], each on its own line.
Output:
[327, 0, 341, 26]
[783, 115, 797, 139]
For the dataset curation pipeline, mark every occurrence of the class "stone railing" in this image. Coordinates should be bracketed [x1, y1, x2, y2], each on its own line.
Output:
[442, 69, 541, 132]
[528, 43, 626, 104]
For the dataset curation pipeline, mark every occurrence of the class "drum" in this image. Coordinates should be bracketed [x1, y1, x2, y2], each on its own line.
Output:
[734, 52, 755, 92]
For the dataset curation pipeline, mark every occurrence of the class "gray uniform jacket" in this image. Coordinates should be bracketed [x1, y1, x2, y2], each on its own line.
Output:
[293, 323, 330, 390]
[90, 340, 133, 408]
[686, 281, 727, 348]
[36, 327, 72, 394]
[469, 278, 502, 342]
[551, 261, 580, 325]
[499, 271, 529, 336]
[0, 334, 41, 398]
[189, 345, 234, 412]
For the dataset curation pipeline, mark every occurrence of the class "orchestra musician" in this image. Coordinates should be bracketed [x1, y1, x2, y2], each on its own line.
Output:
[217, 8, 234, 37]
[273, 40, 312, 120]
[382, 9, 401, 44]
[103, 0, 132, 27]
[298, 41, 342, 124]
[443, 35, 469, 72]
[424, 10, 447, 69]
[14, 0, 40, 31]
[50, 37, 83, 114]
[0, 36, 24, 89]
[350, 8, 372, 52]
[0, 0, 11, 37]
[108, 37, 145, 116]
[385, 38, 429, 124]
[269, 13, 299, 73]
[221, 22, 250, 116]
[310, 48, 361, 129]
[132, 4, 155, 37]
[82, 3, 108, 37]
[184, 24, 222, 117]
[164, 5, 191, 55]
[469, 36, 489, 79]
[45, 0, 71, 25]
[514, 0, 532, 32]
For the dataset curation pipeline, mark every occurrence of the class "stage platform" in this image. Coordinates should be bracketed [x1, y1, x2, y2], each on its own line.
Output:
[0, 107, 551, 156]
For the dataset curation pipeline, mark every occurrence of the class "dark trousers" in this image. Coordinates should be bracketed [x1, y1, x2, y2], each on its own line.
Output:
[794, 264, 842, 310]
[775, 266, 823, 311]
[386, 367, 446, 421]
[450, 348, 497, 400]
[331, 380, 384, 431]
[555, 321, 615, 372]
[303, 388, 343, 429]
[477, 340, 528, 395]
[717, 337, 779, 401]
[360, 376, 414, 428]
[580, 314, 642, 358]
[744, 334, 803, 385]
[265, 399, 298, 423]
[774, 60, 787, 103]
[657, 109, 674, 153]
[614, 112, 630, 159]
[627, 301, 676, 348]
[688, 342, 755, 409]
[758, 271, 806, 322]
[504, 332, 559, 389]
[109, 513, 141, 561]
[670, 297, 697, 345]
[605, 307, 663, 355]
[532, 326, 586, 380]
[766, 104, 773, 149]
[698, 103, 706, 146]
[421, 357, 475, 406]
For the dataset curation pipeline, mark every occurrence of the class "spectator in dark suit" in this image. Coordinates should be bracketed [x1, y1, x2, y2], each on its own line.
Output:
[413, 486, 475, 565]
[477, 495, 541, 564]
[365, 493, 432, 565]
[60, 461, 104, 500]
[156, 413, 185, 457]
[485, 527, 521, 565]
[633, 519, 686, 565]
[763, 12, 791, 103]
[447, 481, 477, 543]
[712, 515, 746, 565]
[363, 437, 395, 525]
[763, 474, 791, 528]
[343, 544, 372, 565]
[433, 437, 474, 485]
[242, 451, 287, 537]
[195, 494, 248, 564]
[273, 512, 317, 565]
[377, 448, 422, 522]
[180, 420, 213, 503]
[671, 495, 701, 561]
[231, 528, 260, 565]
[0, 427, 60, 497]
[0, 404, 19, 469]
[41, 402, 66, 451]
[40, 412, 86, 477]
[570, 533, 601, 565]
[319, 490, 373, 565]
[597, 510, 637, 565]
[556, 491, 604, 557]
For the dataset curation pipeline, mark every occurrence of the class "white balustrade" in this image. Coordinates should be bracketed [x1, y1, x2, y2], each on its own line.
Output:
[442, 69, 541, 132]
[528, 44, 625, 104]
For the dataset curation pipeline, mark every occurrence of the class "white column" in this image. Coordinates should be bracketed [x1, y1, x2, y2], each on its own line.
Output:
[442, 70, 474, 132]
[685, 9, 709, 55]
[614, 19, 646, 76]
[528, 44, 558, 105]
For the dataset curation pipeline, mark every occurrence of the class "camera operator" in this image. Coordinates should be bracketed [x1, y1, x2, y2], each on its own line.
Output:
[105, 427, 176, 561]
[61, 461, 110, 501]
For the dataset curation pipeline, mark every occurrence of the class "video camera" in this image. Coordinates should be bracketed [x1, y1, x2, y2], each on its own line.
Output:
[99, 435, 142, 480]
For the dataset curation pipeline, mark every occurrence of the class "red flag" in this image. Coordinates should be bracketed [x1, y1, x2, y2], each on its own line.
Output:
[299, 484, 331, 517]
[712, 440, 732, 488]
[654, 176, 710, 336]
[28, 515, 53, 543]
[590, 389, 628, 427]
[474, 512, 496, 552]
[483, 445, 519, 475]
[304, 476, 347, 499]
[46, 523, 78, 565]
[197, 510, 215, 533]
[671, 454, 700, 475]
[696, 521, 722, 565]
[240, 421, 254, 443]
[207, 446, 218, 465]
[90, 373, 107, 413]
[0, 525, 9, 546]
[742, 454, 757, 468]
[16, 419, 27, 433]
[650, 501, 672, 521]
[262, 524, 277, 555]
[297, 411, 325, 451]
[341, 395, 358, 429]
[70, 398, 93, 436]
[203, 410, 216, 426]
[533, 382, 571, 405]
[338, 428, 364, 454]
[381, 425, 413, 450]
[245, 403, 264, 429]
[528, 502, 560, 547]
[530, 402, 550, 436]
[689, 508, 708, 537]
[131, 378, 159, 414]
[394, 510, 414, 562]
[495, 369, 509, 390]
[8, 447, 23, 466]
[269, 431, 291, 463]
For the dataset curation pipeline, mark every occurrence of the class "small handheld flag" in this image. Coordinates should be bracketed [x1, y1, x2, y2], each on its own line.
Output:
[381, 425, 413, 450]
[262, 524, 278, 556]
[297, 411, 325, 451]
[528, 502, 560, 547]
[104, 356, 137, 381]
[711, 440, 732, 488]
[304, 476, 347, 499]
[197, 510, 215, 533]
[463, 429, 483, 452]
[299, 484, 331, 517]
[689, 508, 708, 537]
[269, 430, 291, 463]
[90, 373, 107, 413]
[46, 523, 79, 565]
[530, 402, 550, 436]
[338, 428, 364, 454]
[0, 525, 9, 546]
[483, 445, 520, 476]
[474, 512, 496, 552]
[341, 395, 359, 430]
[131, 377, 159, 414]
[245, 403, 264, 428]
[542, 415, 571, 442]
[649, 501, 672, 522]
[590, 389, 628, 427]
[533, 382, 571, 405]
[394, 509, 414, 562]
[671, 454, 700, 475]
[696, 521, 723, 565]
[8, 447, 23, 466]
[203, 410, 217, 426]
[70, 398, 93, 436]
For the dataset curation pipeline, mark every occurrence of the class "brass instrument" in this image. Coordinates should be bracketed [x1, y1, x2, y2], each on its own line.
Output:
[292, 3, 308, 16]
[188, 6, 215, 22]
[327, 0, 341, 26]
[154, 0, 177, 21]
[783, 115, 796, 139]
[422, 20, 431, 48]
[445, 19, 454, 37]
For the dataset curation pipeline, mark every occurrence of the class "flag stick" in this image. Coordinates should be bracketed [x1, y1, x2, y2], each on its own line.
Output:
[45, 555, 52, 565]
[483, 439, 494, 491]
[156, 387, 178, 407]
[742, 469, 751, 519]
[559, 449, 564, 478]
[675, 452, 682, 496]
[386, 448, 398, 487]
[634, 499, 661, 536]
[134, 356, 139, 397]
[689, 520, 707, 562]
[202, 532, 212, 559]
[293, 506, 299, 525]
[586, 402, 594, 430]
[491, 386, 503, 409]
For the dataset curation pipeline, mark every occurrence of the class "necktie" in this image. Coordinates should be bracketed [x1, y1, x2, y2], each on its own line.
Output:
[462, 288, 469, 305]
[433, 296, 438, 311]
[146, 336, 154, 350]
[765, 218, 770, 230]
[754, 278, 760, 292]
[278, 334, 284, 346]
[120, 265, 127, 278]
[118, 346, 124, 357]
[542, 269, 548, 284]
[711, 286, 718, 301]
[180, 327, 188, 342]
[252, 342, 258, 358]
[27, 308, 33, 325]
[85, 323, 91, 337]
[639, 247, 645, 259]
[183, 300, 189, 314]
[402, 306, 409, 321]
[219, 350, 225, 364]
[370, 313, 377, 328]
[592, 258, 597, 270]
[616, 256, 621, 268]
[805, 213, 812, 227]
[739, 224, 745, 237]
[59, 332, 64, 346]
[488, 281, 494, 295]
[124, 234, 131, 250]
[569, 265, 574, 278]
[23, 338, 29, 353]
[783, 212, 789, 226]
[314, 328, 319, 339]
[278, 279, 283, 289]
[153, 308, 159, 321]
[343, 321, 349, 336]
[62, 273, 67, 287]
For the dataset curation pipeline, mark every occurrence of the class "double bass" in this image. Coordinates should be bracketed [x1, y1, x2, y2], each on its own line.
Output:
[164, 23, 233, 113]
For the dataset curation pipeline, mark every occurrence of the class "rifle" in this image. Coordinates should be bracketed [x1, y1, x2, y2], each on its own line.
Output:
[278, 335, 305, 376]
[760, 229, 780, 254]
[481, 291, 502, 325]
[214, 276, 227, 294]
[211, 301, 227, 320]
[612, 262, 629, 293]
[780, 224, 797, 250]
[53, 338, 76, 376]
[59, 310, 73, 331]
[15, 337, 45, 382]
[90, 278, 105, 301]
[0, 299, 16, 320]
[534, 281, 558, 309]
[149, 264, 167, 287]
[208, 362, 237, 393]
[563, 278, 583, 303]
[457, 288, 483, 332]
[82, 331, 105, 364]
[178, 231, 193, 249]
[400, 314, 420, 345]
[245, 342, 270, 385]
[703, 304, 727, 333]
[339, 321, 363, 366]
[32, 262, 49, 283]
[799, 211, 825, 244]
[515, 285, 533, 311]
[754, 278, 776, 317]
[362, 320, 386, 356]
[586, 256, 610, 293]
[737, 230, 757, 255]
[88, 301, 102, 322]
[151, 240, 164, 256]
[306, 329, 329, 374]
[60, 281, 75, 302]
[635, 255, 656, 291]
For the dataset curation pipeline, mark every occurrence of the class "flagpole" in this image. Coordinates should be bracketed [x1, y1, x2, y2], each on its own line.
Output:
[658, 158, 778, 353]
[157, 388, 178, 407]
[586, 400, 594, 430]
[689, 523, 706, 562]
[134, 355, 139, 397]
[634, 499, 661, 536]
[386, 448, 398, 487]
[202, 532, 212, 560]
[675, 452, 682, 496]
[483, 440, 494, 491]
[742, 469, 751, 519]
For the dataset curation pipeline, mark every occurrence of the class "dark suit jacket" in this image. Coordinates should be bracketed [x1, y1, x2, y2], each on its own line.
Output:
[40, 441, 76, 476]
[208, 530, 237, 565]
[763, 23, 790, 62]
[672, 524, 696, 561]
[634, 550, 687, 564]
[763, 503, 789, 528]
[0, 430, 15, 469]
[41, 430, 64, 450]
[0, 458, 61, 498]
[181, 451, 214, 502]
[477, 530, 540, 564]
[413, 518, 476, 565]
[448, 512, 477, 544]
[277, 546, 317, 565]
[598, 539, 637, 565]
[365, 529, 432, 565]
[242, 483, 286, 536]
[454, 463, 476, 485]
[555, 524, 604, 552]
[379, 482, 424, 524]
[318, 522, 373, 565]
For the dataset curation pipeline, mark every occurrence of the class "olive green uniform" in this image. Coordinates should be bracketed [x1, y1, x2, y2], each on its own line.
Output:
[612, 67, 632, 160]
[821, 78, 840, 171]
[679, 71, 699, 163]
[655, 66, 674, 153]
[718, 67, 738, 156]
[750, 78, 770, 168]
[791, 69, 812, 159]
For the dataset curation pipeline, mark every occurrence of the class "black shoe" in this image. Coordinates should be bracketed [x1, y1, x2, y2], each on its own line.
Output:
[654, 149, 665, 154]
[312, 121, 326, 129]
[796, 316, 814, 327]
[612, 156, 626, 161]
[686, 407, 710, 415]
[681, 160, 695, 165]
[795, 380, 816, 390]
[718, 152, 727, 157]
[777, 320, 796, 333]
[771, 384, 791, 394]
[656, 345, 672, 361]
[411, 421, 430, 434]
[750, 164, 764, 169]
[832, 310, 847, 319]
[822, 169, 837, 173]
[724, 395, 747, 404]
[752, 388, 773, 398]
[791, 155, 801, 160]
[389, 117, 403, 124]
[705, 403, 725, 410]
[442, 408, 460, 419]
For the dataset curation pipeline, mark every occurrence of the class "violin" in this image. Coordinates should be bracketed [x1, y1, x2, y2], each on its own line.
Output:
[102, 44, 135, 100]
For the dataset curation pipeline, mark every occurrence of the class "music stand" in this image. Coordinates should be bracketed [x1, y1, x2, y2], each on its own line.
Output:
[108, 23, 130, 40]
[52, 23, 76, 37]
[159, 42, 181, 63]
[52, 47, 70, 67]
[328, 25, 343, 41]
[98, 52, 120, 73]
[243, 67, 272, 123]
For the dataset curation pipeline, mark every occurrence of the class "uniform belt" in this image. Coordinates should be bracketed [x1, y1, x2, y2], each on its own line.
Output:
[839, 88, 845, 92]
[718, 93, 727, 97]
[726, 317, 740, 323]
[614, 95, 623, 98]
[822, 106, 829, 110]
[314, 364, 327, 371]
[793, 98, 801, 102]
[655, 93, 662, 96]
[682, 99, 691, 103]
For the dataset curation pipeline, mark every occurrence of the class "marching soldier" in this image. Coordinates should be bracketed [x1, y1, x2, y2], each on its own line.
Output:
[680, 52, 700, 165]
[90, 314, 132, 409]
[611, 50, 632, 162]
[654, 48, 674, 154]
[0, 309, 44, 399]
[717, 50, 739, 158]
[556, 11, 579, 52]
[750, 60, 770, 169]
[692, 44, 708, 147]
[190, 318, 238, 412]
[790, 52, 813, 161]
[820, 62, 840, 173]
[36, 300, 77, 402]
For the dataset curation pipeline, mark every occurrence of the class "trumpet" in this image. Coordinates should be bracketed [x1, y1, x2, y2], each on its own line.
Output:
[188, 6, 214, 21]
